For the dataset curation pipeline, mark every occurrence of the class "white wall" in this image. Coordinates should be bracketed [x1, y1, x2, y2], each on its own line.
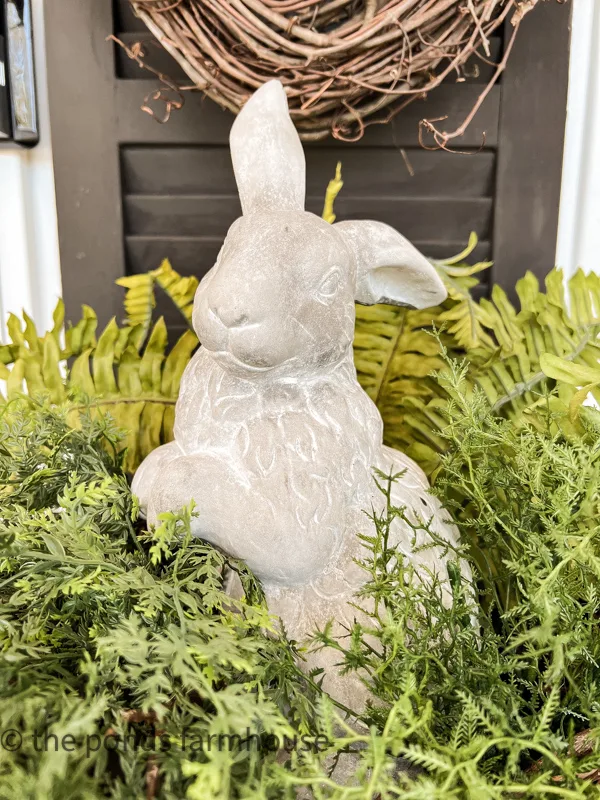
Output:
[0, 0, 61, 339]
[556, 0, 600, 279]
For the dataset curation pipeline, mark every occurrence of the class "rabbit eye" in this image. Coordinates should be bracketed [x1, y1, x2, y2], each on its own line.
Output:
[317, 268, 340, 302]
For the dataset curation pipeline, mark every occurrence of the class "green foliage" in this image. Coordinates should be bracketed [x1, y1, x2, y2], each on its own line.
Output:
[0, 398, 324, 799]
[356, 264, 600, 475]
[313, 358, 600, 796]
[117, 258, 199, 335]
[2, 386, 600, 797]
[0, 300, 198, 473]
[541, 352, 600, 421]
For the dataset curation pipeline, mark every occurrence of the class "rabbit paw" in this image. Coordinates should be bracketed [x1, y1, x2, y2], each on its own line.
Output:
[131, 441, 183, 516]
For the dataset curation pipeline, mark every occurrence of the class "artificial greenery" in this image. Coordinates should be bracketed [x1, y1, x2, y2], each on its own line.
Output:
[0, 398, 323, 798]
[0, 296, 198, 473]
[316, 355, 600, 796]
[354, 262, 600, 475]
[1, 367, 600, 797]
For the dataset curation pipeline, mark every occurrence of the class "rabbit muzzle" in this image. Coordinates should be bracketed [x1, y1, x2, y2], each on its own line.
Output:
[196, 302, 299, 375]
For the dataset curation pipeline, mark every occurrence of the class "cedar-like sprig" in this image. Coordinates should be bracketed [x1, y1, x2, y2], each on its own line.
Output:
[0, 397, 324, 798]
[313, 355, 600, 794]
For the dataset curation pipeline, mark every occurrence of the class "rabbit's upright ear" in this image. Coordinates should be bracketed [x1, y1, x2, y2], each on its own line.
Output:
[336, 220, 447, 309]
[230, 80, 305, 215]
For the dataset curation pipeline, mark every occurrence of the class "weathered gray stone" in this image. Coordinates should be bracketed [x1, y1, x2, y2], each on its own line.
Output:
[132, 80, 462, 713]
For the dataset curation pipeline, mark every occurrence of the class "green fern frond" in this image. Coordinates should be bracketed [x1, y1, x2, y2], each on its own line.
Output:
[540, 351, 600, 421]
[152, 258, 198, 324]
[0, 257, 202, 473]
[437, 287, 495, 352]
[66, 319, 197, 472]
[401, 744, 453, 774]
[1, 306, 198, 472]
[436, 240, 496, 351]
[321, 161, 343, 224]
[470, 269, 600, 418]
[115, 273, 156, 337]
[116, 258, 199, 337]
[64, 304, 98, 357]
[534, 684, 562, 744]
[354, 266, 600, 474]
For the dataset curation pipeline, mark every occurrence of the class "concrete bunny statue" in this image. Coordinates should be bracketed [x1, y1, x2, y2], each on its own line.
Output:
[132, 80, 464, 713]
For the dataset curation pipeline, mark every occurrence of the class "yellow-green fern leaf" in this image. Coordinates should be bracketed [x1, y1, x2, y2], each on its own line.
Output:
[152, 259, 198, 324]
[470, 270, 600, 418]
[0, 301, 199, 472]
[354, 303, 448, 455]
[65, 305, 98, 357]
[322, 162, 343, 224]
[433, 235, 496, 351]
[42, 334, 65, 404]
[116, 273, 156, 336]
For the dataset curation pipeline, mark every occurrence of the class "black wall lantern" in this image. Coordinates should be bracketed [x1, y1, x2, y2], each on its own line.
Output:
[0, 0, 37, 144]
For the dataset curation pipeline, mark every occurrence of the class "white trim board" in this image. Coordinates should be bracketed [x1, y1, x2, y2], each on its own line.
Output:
[556, 0, 600, 279]
[0, 0, 61, 341]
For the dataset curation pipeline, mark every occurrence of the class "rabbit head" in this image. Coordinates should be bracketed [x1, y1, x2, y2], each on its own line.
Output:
[193, 80, 447, 377]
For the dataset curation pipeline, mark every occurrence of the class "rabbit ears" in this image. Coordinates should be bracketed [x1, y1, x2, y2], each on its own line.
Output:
[230, 80, 305, 215]
[230, 81, 446, 309]
[336, 220, 447, 309]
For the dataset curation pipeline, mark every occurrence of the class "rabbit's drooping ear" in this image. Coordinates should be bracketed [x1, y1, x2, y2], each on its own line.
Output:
[336, 220, 447, 309]
[230, 80, 306, 215]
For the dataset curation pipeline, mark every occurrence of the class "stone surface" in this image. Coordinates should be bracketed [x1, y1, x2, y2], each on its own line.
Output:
[132, 80, 463, 713]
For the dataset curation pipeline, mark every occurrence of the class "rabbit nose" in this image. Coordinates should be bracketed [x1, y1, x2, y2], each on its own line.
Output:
[212, 304, 249, 329]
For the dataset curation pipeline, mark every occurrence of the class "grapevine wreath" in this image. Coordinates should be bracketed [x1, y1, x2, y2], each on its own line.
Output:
[120, 0, 548, 143]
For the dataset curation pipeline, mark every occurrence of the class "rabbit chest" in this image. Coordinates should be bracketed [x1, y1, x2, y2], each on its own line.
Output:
[173, 347, 382, 512]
